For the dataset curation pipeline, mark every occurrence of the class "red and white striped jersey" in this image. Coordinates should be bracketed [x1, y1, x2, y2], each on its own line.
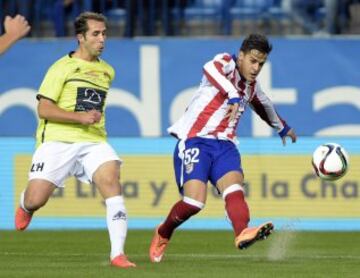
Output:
[168, 52, 289, 144]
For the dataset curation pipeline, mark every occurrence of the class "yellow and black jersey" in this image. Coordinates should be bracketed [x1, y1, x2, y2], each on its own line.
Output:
[35, 52, 115, 146]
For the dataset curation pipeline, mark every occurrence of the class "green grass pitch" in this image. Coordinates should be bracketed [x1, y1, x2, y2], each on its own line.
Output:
[1, 230, 359, 277]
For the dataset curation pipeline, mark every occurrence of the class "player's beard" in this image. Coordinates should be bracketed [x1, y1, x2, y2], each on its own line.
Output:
[95, 46, 104, 57]
[90, 47, 103, 59]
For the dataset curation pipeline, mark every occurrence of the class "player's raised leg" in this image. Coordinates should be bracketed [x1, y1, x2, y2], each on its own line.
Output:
[93, 160, 136, 268]
[217, 171, 274, 249]
[149, 180, 206, 263]
[15, 179, 56, 231]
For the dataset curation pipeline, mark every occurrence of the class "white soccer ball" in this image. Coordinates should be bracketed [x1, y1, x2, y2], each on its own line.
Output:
[312, 143, 349, 181]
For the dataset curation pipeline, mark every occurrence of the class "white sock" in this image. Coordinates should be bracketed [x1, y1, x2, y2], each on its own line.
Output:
[20, 190, 31, 213]
[222, 184, 244, 200]
[105, 195, 128, 260]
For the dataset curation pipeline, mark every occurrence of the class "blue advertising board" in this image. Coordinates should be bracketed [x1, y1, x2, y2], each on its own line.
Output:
[0, 38, 359, 137]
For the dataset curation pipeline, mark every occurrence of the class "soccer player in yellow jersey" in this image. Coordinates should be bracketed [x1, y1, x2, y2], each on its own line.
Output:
[14, 12, 136, 268]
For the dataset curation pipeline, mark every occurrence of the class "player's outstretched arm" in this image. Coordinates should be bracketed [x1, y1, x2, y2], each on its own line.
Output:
[0, 15, 31, 55]
[281, 128, 297, 146]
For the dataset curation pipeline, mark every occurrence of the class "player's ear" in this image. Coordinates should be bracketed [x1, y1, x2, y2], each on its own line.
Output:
[238, 51, 244, 63]
[77, 33, 85, 43]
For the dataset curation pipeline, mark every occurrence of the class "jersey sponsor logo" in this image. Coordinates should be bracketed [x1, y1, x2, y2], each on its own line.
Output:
[30, 162, 45, 172]
[75, 87, 106, 112]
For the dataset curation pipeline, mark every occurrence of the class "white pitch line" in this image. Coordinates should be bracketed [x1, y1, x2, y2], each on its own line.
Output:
[1, 252, 360, 260]
[162, 254, 360, 260]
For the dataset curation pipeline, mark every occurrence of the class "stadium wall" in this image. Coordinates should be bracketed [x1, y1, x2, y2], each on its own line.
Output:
[0, 38, 359, 230]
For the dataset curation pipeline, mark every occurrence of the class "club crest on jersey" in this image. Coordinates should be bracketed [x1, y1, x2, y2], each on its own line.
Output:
[238, 98, 245, 112]
[185, 163, 194, 174]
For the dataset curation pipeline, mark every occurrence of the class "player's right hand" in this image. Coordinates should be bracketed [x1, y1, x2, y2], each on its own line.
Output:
[225, 102, 240, 122]
[79, 109, 102, 125]
[4, 15, 31, 41]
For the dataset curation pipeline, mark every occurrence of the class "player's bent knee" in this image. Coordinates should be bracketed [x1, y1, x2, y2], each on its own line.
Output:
[24, 181, 55, 211]
[106, 175, 121, 186]
[24, 196, 48, 211]
[93, 170, 120, 188]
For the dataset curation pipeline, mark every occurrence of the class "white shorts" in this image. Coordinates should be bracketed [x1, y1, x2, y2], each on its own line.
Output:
[28, 142, 121, 187]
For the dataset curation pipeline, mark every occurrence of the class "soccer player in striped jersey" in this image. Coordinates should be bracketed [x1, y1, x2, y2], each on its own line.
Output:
[14, 12, 135, 268]
[150, 34, 297, 263]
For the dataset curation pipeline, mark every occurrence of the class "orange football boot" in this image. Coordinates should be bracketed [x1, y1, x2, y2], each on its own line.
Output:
[235, 222, 274, 249]
[111, 254, 136, 268]
[15, 207, 33, 231]
[149, 225, 169, 263]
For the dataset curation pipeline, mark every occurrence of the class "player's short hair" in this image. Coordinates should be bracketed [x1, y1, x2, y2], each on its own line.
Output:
[240, 34, 272, 54]
[74, 12, 107, 36]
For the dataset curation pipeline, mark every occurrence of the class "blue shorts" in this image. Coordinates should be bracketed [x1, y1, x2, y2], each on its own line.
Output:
[173, 137, 243, 194]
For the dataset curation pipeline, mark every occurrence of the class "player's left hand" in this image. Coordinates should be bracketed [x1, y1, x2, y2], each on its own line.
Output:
[282, 128, 297, 146]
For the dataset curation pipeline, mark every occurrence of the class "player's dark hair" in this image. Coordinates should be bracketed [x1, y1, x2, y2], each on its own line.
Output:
[74, 12, 107, 36]
[240, 34, 272, 54]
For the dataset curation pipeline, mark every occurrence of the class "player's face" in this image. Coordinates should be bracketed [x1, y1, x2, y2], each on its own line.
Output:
[237, 50, 267, 82]
[80, 19, 106, 58]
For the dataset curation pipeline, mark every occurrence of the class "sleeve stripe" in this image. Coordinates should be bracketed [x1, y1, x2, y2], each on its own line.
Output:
[203, 68, 227, 95]
[214, 61, 225, 75]
[36, 94, 56, 102]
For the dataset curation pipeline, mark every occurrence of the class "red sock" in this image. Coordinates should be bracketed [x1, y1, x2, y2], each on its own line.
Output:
[158, 200, 201, 239]
[225, 190, 249, 236]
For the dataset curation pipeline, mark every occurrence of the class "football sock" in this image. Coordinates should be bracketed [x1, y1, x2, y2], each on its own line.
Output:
[20, 190, 31, 213]
[223, 184, 249, 236]
[105, 195, 128, 260]
[158, 197, 204, 239]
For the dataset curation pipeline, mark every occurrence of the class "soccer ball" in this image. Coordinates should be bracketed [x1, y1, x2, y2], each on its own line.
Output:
[312, 143, 349, 181]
